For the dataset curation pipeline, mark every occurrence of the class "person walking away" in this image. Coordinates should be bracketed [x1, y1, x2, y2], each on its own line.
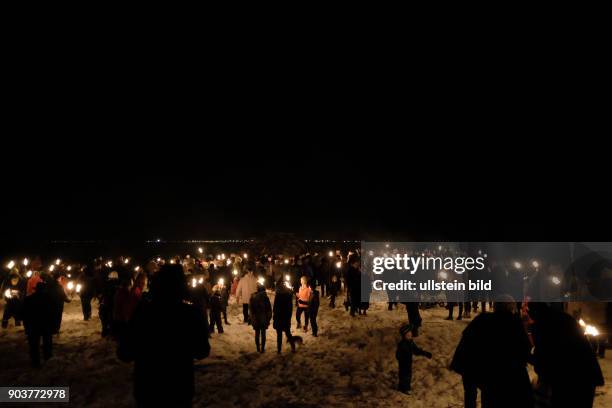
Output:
[78, 266, 96, 321]
[249, 284, 272, 353]
[296, 276, 311, 331]
[48, 272, 70, 335]
[309, 285, 320, 337]
[451, 296, 534, 408]
[273, 279, 295, 353]
[528, 302, 604, 408]
[117, 264, 210, 407]
[100, 271, 120, 338]
[235, 268, 258, 324]
[346, 257, 362, 317]
[23, 279, 55, 368]
[209, 285, 224, 334]
[328, 274, 340, 308]
[396, 323, 432, 394]
[219, 280, 230, 325]
[113, 276, 134, 341]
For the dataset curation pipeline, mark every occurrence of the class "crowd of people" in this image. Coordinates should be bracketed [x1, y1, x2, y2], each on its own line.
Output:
[0, 249, 608, 407]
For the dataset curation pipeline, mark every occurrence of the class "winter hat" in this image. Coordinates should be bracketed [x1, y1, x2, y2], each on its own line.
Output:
[399, 323, 413, 336]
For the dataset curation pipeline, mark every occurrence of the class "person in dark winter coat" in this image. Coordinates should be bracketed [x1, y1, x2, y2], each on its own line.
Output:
[318, 257, 331, 298]
[99, 271, 120, 338]
[328, 274, 340, 308]
[113, 277, 135, 341]
[308, 287, 320, 337]
[451, 298, 533, 408]
[23, 280, 56, 368]
[396, 323, 432, 394]
[2, 273, 24, 328]
[219, 282, 230, 325]
[273, 280, 296, 353]
[249, 284, 272, 353]
[528, 302, 604, 408]
[78, 266, 96, 320]
[118, 264, 210, 408]
[209, 285, 224, 334]
[48, 273, 70, 335]
[346, 257, 362, 317]
[189, 278, 211, 337]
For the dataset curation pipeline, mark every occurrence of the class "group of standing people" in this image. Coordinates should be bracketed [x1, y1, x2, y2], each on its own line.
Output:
[1, 269, 70, 368]
[450, 298, 605, 408]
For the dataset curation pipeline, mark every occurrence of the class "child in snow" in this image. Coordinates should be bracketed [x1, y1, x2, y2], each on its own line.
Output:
[396, 323, 432, 394]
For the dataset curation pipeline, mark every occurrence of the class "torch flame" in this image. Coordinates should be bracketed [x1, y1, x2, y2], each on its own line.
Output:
[585, 324, 599, 336]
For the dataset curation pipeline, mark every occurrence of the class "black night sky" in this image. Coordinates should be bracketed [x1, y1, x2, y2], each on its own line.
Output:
[1, 81, 609, 248]
[2, 133, 609, 248]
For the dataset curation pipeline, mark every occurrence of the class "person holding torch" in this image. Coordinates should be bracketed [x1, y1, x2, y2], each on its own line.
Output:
[2, 272, 24, 329]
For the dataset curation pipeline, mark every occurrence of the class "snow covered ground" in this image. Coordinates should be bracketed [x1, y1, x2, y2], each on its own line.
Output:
[1, 295, 610, 407]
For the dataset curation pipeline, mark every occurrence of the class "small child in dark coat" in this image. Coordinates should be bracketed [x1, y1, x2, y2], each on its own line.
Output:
[396, 323, 432, 394]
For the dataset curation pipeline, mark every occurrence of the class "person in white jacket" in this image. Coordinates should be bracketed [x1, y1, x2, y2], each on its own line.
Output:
[235, 268, 258, 324]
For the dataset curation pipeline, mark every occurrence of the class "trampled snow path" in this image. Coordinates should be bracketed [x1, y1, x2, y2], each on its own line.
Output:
[1, 295, 610, 407]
